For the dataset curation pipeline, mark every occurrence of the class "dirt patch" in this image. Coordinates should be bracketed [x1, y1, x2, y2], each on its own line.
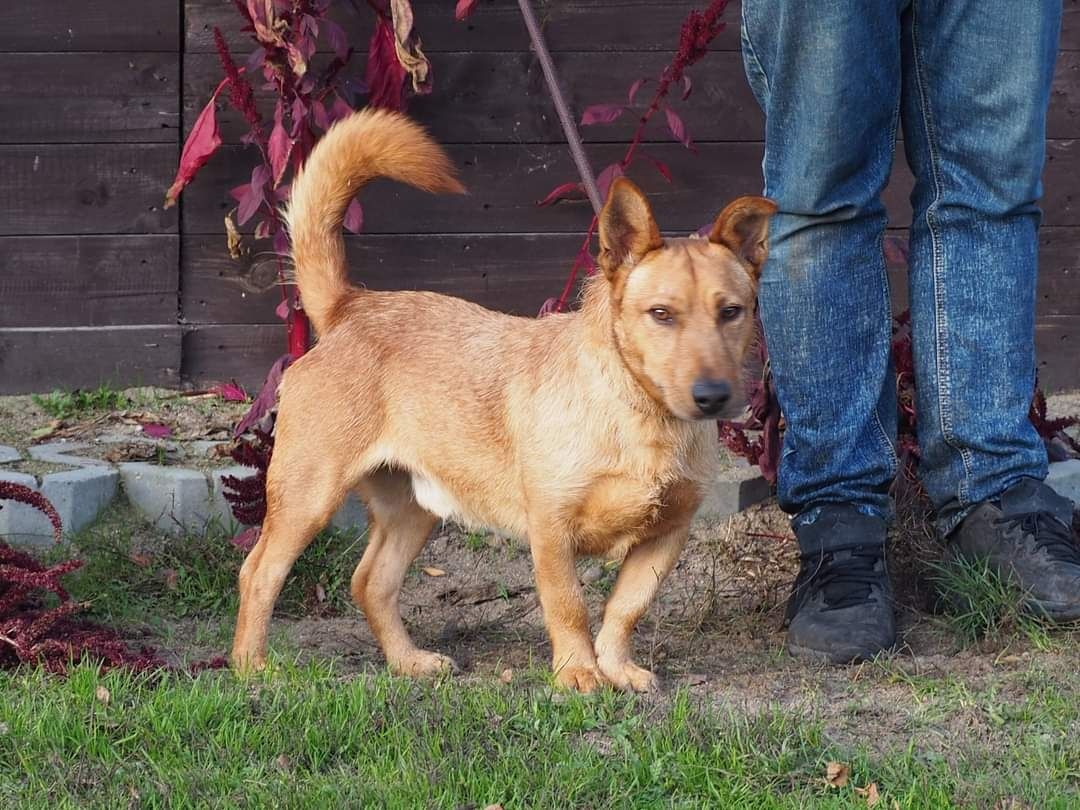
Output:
[0, 388, 248, 466]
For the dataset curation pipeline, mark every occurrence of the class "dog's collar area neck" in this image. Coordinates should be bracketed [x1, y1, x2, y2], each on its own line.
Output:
[607, 321, 674, 420]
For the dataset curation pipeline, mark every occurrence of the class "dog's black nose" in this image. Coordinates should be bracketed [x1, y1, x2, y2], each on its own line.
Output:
[692, 379, 732, 417]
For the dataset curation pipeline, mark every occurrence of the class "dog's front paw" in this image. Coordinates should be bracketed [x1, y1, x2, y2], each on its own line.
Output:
[390, 649, 459, 678]
[554, 663, 608, 693]
[597, 656, 658, 693]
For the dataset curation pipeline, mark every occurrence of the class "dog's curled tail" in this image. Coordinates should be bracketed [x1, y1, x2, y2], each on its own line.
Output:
[286, 109, 464, 335]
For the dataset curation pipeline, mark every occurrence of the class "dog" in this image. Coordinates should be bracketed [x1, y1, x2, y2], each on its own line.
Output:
[230, 109, 776, 693]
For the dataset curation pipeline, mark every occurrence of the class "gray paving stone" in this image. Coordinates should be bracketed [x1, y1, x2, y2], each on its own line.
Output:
[695, 465, 772, 523]
[41, 467, 119, 538]
[119, 463, 214, 537]
[0, 471, 56, 548]
[1047, 459, 1080, 506]
[0, 445, 21, 464]
[332, 494, 368, 533]
[28, 441, 109, 467]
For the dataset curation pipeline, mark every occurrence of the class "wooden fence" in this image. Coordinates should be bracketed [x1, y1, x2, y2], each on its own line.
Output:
[1, 0, 1078, 393]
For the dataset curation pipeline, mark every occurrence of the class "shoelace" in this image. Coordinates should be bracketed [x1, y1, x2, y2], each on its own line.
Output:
[786, 542, 884, 620]
[994, 511, 1080, 566]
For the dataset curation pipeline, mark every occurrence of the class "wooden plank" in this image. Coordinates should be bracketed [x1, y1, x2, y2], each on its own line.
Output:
[185, 49, 1080, 143]
[0, 144, 178, 236]
[184, 227, 1080, 325]
[1037, 317, 1079, 393]
[185, 0, 743, 54]
[181, 233, 585, 323]
[188, 0, 1080, 54]
[180, 319, 1079, 394]
[0, 326, 181, 395]
[182, 139, 1080, 235]
[181, 324, 287, 389]
[185, 50, 763, 143]
[0, 53, 179, 144]
[0, 1, 178, 52]
[0, 236, 178, 327]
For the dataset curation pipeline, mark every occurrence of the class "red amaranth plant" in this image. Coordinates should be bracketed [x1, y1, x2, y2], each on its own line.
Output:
[0, 483, 163, 674]
[531, 0, 731, 314]
[166, 0, 431, 360]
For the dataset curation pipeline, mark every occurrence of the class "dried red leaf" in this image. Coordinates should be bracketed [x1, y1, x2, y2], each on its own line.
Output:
[140, 422, 172, 439]
[164, 77, 227, 208]
[664, 106, 694, 150]
[455, 0, 479, 21]
[537, 182, 584, 207]
[580, 103, 626, 126]
[596, 163, 625, 202]
[343, 198, 364, 234]
[681, 75, 693, 101]
[537, 297, 559, 318]
[366, 15, 408, 111]
[210, 381, 249, 402]
[235, 353, 293, 437]
[231, 526, 261, 552]
[268, 100, 294, 187]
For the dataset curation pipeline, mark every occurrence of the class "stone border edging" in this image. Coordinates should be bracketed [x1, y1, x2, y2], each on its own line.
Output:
[3, 441, 1079, 549]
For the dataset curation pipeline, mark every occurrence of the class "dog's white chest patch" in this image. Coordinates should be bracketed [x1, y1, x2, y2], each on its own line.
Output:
[411, 473, 471, 524]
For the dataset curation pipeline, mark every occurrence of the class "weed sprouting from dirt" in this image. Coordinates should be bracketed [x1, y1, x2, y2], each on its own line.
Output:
[31, 385, 129, 420]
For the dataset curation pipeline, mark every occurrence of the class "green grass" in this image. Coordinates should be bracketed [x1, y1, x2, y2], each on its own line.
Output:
[928, 555, 1059, 649]
[54, 504, 366, 627]
[3, 658, 1076, 809]
[31, 385, 129, 420]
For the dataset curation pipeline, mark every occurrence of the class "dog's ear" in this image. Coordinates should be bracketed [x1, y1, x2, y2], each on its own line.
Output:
[709, 196, 778, 279]
[598, 177, 663, 279]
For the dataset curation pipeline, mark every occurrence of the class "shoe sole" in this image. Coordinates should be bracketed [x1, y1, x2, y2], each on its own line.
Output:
[786, 641, 896, 665]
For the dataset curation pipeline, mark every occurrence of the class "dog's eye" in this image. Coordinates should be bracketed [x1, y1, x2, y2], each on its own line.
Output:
[649, 307, 674, 324]
[719, 305, 743, 322]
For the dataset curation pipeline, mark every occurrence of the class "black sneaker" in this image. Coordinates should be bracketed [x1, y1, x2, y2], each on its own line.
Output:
[946, 478, 1080, 622]
[785, 505, 897, 663]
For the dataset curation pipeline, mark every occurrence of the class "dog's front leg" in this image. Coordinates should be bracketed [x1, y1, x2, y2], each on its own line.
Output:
[529, 529, 607, 693]
[593, 525, 691, 692]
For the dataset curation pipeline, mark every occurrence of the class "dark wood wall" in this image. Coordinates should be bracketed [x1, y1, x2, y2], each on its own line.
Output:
[2, 1, 1078, 393]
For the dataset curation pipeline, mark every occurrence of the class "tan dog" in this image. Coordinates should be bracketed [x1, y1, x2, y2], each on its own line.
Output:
[231, 109, 776, 692]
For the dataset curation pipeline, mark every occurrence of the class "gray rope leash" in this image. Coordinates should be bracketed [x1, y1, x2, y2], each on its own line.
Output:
[517, 0, 603, 216]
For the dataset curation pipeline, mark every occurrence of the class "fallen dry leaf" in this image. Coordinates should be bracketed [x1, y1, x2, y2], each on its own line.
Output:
[315, 583, 327, 603]
[422, 567, 447, 577]
[161, 568, 179, 591]
[825, 761, 850, 788]
[31, 420, 62, 440]
[499, 668, 513, 684]
[95, 685, 111, 705]
[128, 552, 153, 568]
[855, 783, 881, 807]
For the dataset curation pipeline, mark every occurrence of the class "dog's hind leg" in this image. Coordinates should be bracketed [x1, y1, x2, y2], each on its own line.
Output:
[351, 467, 451, 677]
[231, 444, 350, 674]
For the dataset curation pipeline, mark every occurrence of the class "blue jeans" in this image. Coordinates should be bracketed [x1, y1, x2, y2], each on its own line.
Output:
[740, 0, 1060, 535]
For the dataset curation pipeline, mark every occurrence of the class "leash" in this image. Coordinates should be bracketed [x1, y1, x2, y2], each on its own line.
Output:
[517, 0, 603, 216]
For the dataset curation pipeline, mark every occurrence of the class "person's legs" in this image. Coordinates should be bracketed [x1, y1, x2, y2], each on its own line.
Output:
[742, 1, 902, 521]
[900, 0, 1080, 618]
[740, 0, 903, 661]
[899, 0, 1059, 533]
